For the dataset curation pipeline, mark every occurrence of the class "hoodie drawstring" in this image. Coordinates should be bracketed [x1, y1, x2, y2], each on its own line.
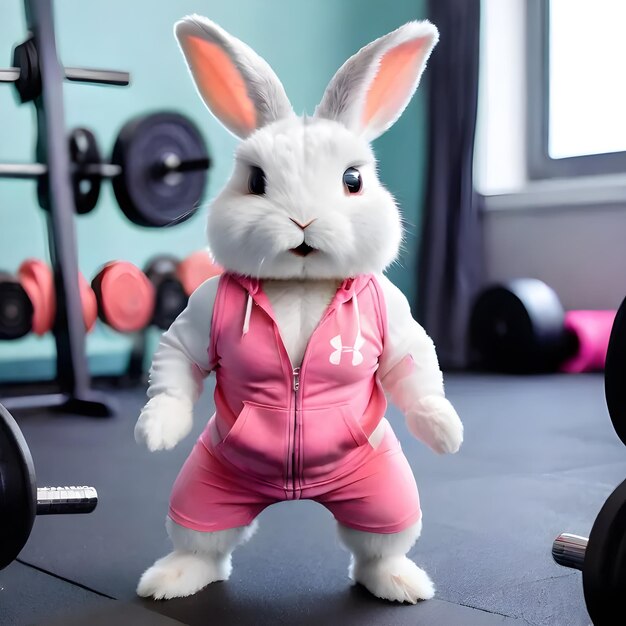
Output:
[242, 293, 253, 336]
[351, 293, 364, 365]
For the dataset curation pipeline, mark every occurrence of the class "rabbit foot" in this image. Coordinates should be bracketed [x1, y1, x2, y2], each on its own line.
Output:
[137, 551, 231, 600]
[352, 555, 434, 604]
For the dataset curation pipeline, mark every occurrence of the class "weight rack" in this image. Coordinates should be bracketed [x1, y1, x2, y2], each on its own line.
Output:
[0, 0, 130, 416]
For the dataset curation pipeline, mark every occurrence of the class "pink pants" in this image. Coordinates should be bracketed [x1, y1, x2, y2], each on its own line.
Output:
[169, 421, 421, 534]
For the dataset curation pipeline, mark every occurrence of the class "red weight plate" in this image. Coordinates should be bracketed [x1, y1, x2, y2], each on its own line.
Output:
[96, 262, 155, 333]
[177, 250, 222, 296]
[79, 272, 98, 332]
[18, 259, 55, 336]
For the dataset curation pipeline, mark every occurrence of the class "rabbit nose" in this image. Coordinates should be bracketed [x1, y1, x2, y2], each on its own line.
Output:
[289, 217, 317, 231]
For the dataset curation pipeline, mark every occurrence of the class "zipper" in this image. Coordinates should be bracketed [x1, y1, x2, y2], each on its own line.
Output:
[291, 367, 301, 498]
[247, 282, 349, 499]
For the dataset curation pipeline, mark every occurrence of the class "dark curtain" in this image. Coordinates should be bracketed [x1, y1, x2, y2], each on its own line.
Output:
[417, 0, 484, 370]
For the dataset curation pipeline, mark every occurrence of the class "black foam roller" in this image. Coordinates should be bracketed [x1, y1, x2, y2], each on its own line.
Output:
[469, 278, 569, 373]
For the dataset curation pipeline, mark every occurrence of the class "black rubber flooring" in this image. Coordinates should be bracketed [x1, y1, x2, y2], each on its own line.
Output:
[3, 373, 622, 625]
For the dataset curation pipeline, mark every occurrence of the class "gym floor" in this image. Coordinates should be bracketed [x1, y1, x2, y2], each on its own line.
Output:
[1, 373, 619, 625]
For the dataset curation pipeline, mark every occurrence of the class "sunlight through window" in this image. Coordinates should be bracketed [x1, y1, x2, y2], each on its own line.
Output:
[549, 0, 626, 159]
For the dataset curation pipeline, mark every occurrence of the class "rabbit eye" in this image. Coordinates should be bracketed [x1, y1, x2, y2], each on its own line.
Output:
[248, 166, 266, 195]
[343, 167, 362, 194]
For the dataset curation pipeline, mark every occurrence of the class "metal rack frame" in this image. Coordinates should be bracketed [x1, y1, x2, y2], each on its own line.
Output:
[0, 0, 130, 416]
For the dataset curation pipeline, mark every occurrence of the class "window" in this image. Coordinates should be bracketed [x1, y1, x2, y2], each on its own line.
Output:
[527, 0, 626, 178]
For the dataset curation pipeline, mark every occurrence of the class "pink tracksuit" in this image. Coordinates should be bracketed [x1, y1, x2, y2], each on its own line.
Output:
[169, 273, 421, 534]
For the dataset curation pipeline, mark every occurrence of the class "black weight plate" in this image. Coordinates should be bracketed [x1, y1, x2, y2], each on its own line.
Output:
[144, 256, 187, 330]
[153, 278, 187, 330]
[12, 38, 41, 104]
[111, 112, 209, 227]
[583, 478, 626, 625]
[69, 128, 103, 215]
[605, 295, 626, 447]
[0, 403, 36, 570]
[0, 273, 33, 340]
[144, 255, 180, 284]
[469, 278, 568, 373]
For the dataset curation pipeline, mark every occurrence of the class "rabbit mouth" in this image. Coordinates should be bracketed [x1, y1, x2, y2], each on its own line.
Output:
[290, 242, 316, 257]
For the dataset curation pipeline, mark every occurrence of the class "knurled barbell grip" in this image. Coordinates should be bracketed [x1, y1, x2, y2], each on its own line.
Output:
[552, 533, 587, 571]
[36, 486, 98, 515]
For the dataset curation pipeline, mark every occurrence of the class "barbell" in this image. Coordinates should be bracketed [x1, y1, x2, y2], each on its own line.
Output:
[552, 478, 626, 625]
[552, 293, 626, 625]
[0, 112, 210, 226]
[0, 403, 97, 570]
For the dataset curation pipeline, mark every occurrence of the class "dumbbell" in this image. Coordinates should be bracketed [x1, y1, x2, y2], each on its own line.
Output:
[17, 259, 97, 335]
[145, 251, 222, 330]
[0, 402, 97, 570]
[0, 272, 33, 340]
[92, 261, 155, 333]
[0, 112, 210, 225]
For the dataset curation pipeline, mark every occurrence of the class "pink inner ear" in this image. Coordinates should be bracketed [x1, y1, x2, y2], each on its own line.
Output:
[362, 39, 428, 130]
[186, 36, 257, 134]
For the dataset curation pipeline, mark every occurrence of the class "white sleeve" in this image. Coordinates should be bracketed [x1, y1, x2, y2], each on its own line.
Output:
[376, 273, 445, 413]
[146, 276, 220, 404]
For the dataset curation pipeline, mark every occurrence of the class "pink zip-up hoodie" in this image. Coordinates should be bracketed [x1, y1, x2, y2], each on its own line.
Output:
[203, 272, 389, 496]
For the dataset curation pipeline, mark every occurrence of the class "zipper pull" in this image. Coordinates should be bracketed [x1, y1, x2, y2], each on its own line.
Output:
[293, 367, 301, 391]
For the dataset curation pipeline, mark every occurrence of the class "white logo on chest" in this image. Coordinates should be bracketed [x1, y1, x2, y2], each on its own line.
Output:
[329, 334, 365, 366]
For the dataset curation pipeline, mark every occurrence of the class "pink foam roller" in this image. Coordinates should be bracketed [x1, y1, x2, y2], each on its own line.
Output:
[560, 310, 616, 373]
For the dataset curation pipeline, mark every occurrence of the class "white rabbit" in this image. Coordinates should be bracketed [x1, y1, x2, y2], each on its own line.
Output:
[135, 15, 463, 604]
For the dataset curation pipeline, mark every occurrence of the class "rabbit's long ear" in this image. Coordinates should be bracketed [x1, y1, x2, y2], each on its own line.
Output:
[175, 16, 293, 139]
[315, 21, 438, 141]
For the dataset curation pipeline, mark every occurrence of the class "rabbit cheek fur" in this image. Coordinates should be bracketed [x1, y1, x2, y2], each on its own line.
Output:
[136, 15, 463, 605]
[207, 117, 403, 281]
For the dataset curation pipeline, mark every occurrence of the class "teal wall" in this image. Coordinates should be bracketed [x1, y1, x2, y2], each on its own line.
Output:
[0, 0, 428, 380]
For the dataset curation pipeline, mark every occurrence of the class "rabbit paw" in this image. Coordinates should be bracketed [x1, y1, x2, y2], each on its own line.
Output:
[406, 395, 463, 455]
[352, 556, 434, 604]
[135, 394, 193, 451]
[137, 551, 231, 600]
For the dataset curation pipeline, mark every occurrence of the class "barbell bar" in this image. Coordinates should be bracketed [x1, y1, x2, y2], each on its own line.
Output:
[0, 159, 207, 180]
[0, 66, 129, 87]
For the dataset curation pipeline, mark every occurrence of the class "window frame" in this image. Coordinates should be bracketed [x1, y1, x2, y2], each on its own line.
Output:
[526, 0, 626, 180]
